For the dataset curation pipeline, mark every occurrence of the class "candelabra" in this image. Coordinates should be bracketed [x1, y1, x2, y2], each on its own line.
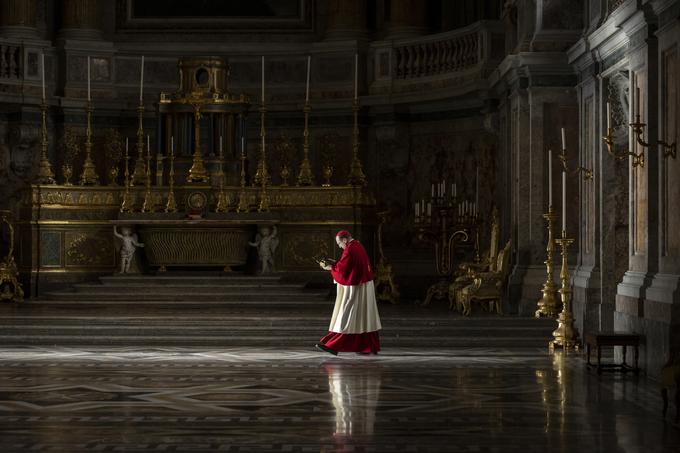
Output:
[36, 101, 55, 184]
[374, 210, 400, 304]
[558, 150, 593, 180]
[79, 101, 99, 185]
[415, 194, 473, 306]
[297, 102, 314, 186]
[141, 139, 154, 212]
[257, 103, 270, 212]
[602, 114, 652, 168]
[236, 145, 249, 213]
[120, 141, 133, 213]
[131, 103, 147, 185]
[348, 98, 366, 186]
[535, 206, 560, 318]
[215, 140, 229, 212]
[165, 148, 177, 213]
[187, 104, 209, 183]
[549, 230, 579, 352]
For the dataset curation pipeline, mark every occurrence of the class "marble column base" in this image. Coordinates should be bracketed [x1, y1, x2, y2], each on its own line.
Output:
[0, 25, 38, 39]
[572, 265, 603, 336]
[508, 264, 546, 316]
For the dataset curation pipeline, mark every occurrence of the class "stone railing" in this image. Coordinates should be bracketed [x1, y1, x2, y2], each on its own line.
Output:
[393, 30, 481, 78]
[0, 44, 22, 80]
[608, 0, 627, 13]
[370, 21, 504, 95]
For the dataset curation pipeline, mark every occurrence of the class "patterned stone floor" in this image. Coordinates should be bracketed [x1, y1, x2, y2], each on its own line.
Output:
[0, 346, 678, 452]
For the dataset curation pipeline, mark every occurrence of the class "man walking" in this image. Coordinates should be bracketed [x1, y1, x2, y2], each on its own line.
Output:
[316, 230, 382, 355]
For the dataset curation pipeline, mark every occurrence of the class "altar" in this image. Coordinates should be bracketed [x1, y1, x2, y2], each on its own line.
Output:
[14, 56, 376, 296]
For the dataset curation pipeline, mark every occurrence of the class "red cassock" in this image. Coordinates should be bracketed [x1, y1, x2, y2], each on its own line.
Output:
[319, 240, 382, 353]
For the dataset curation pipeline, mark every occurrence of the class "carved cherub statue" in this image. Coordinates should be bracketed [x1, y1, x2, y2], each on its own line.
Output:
[249, 225, 279, 274]
[113, 226, 145, 274]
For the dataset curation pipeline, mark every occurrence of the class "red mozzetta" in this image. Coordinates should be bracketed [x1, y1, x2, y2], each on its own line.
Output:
[330, 240, 374, 286]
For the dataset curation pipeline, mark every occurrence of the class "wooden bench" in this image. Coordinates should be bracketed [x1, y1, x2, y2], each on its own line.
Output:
[585, 332, 640, 374]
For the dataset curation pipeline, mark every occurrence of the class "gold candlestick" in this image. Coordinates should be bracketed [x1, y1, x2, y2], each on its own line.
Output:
[165, 148, 177, 213]
[120, 140, 133, 213]
[297, 102, 314, 186]
[79, 100, 99, 185]
[36, 101, 56, 184]
[141, 138, 153, 212]
[536, 206, 559, 318]
[348, 98, 366, 186]
[549, 230, 579, 352]
[187, 104, 209, 183]
[131, 103, 147, 185]
[258, 104, 270, 212]
[215, 140, 229, 212]
[236, 145, 249, 213]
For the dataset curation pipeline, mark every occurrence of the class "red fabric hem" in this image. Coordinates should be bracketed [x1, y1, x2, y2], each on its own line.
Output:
[319, 331, 381, 353]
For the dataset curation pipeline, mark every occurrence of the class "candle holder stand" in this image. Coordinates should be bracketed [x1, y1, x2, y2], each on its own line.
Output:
[131, 103, 147, 185]
[549, 230, 580, 352]
[535, 206, 560, 318]
[79, 101, 99, 185]
[257, 103, 270, 212]
[165, 149, 177, 213]
[215, 142, 229, 212]
[348, 99, 366, 186]
[236, 146, 249, 213]
[120, 143, 133, 213]
[297, 102, 314, 186]
[187, 104, 210, 183]
[141, 140, 154, 212]
[36, 101, 56, 184]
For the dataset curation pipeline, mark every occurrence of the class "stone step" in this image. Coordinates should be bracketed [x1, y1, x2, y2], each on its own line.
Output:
[0, 334, 551, 348]
[0, 323, 554, 337]
[42, 292, 330, 303]
[71, 283, 311, 294]
[98, 275, 284, 285]
[0, 315, 556, 327]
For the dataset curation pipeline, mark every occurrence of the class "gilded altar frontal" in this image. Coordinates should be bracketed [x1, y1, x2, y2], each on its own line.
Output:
[1, 1, 680, 452]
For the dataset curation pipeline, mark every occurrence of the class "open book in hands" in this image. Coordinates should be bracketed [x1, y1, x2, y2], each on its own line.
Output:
[314, 257, 336, 266]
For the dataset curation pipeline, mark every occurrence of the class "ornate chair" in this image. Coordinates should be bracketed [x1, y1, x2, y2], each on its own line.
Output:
[460, 239, 512, 316]
[448, 206, 500, 311]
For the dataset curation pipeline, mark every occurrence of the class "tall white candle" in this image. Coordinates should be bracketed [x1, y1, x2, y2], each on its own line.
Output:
[636, 86, 640, 118]
[219, 135, 223, 155]
[305, 55, 311, 102]
[171, 136, 174, 153]
[241, 136, 245, 154]
[125, 137, 129, 154]
[453, 183, 457, 198]
[431, 184, 434, 197]
[606, 102, 611, 130]
[139, 55, 144, 102]
[146, 135, 150, 153]
[261, 56, 265, 103]
[87, 56, 91, 101]
[41, 53, 45, 101]
[562, 170, 567, 232]
[548, 149, 553, 207]
[354, 53, 358, 100]
[561, 127, 566, 151]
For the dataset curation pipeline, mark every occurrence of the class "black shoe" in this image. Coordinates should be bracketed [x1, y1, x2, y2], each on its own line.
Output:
[315, 343, 338, 356]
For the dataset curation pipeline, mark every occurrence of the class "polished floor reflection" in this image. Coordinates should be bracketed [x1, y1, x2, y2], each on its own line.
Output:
[0, 346, 678, 452]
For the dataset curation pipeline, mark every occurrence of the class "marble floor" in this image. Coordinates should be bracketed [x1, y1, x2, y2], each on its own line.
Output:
[0, 346, 678, 452]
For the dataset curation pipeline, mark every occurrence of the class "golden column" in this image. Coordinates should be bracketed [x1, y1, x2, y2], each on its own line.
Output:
[187, 104, 209, 183]
[165, 144, 177, 213]
[79, 100, 99, 185]
[131, 102, 146, 185]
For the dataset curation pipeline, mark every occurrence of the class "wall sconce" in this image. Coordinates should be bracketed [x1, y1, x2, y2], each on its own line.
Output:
[557, 129, 593, 181]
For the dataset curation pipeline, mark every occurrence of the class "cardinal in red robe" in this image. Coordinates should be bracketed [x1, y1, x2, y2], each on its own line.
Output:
[316, 230, 382, 355]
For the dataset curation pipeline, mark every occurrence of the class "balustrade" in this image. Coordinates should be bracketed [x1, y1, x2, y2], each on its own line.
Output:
[0, 44, 21, 80]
